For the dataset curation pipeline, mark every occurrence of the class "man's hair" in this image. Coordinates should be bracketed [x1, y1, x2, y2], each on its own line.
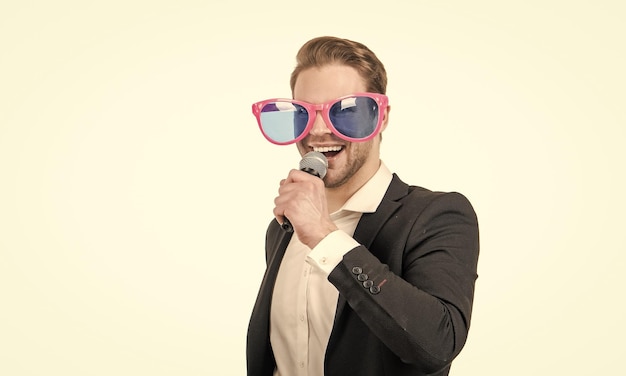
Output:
[290, 36, 387, 95]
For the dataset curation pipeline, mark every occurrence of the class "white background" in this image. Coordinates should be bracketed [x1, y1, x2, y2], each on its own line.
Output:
[1, 1, 624, 374]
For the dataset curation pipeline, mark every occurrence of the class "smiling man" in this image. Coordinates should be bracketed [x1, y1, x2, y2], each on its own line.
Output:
[247, 36, 480, 376]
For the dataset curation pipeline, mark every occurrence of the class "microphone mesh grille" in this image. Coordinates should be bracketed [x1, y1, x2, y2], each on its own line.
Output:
[299, 151, 328, 179]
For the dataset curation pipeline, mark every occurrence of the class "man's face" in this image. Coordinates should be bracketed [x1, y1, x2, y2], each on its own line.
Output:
[293, 64, 387, 189]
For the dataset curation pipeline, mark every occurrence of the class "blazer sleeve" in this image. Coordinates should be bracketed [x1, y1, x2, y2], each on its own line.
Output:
[328, 191, 479, 374]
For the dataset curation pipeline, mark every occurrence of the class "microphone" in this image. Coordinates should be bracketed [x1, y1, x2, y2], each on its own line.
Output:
[281, 151, 328, 232]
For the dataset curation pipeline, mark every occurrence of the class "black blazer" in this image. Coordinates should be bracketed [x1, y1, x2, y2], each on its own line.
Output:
[247, 174, 479, 376]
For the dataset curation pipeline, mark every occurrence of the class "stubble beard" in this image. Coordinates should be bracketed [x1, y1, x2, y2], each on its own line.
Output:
[324, 142, 371, 189]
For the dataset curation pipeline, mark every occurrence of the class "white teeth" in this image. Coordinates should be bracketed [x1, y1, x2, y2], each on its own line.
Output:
[313, 146, 342, 153]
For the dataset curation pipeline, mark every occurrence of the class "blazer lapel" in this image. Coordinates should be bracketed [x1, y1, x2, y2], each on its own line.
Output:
[247, 222, 293, 375]
[251, 222, 292, 325]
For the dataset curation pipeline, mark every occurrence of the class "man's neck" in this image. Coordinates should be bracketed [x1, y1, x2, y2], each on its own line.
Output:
[325, 160, 381, 213]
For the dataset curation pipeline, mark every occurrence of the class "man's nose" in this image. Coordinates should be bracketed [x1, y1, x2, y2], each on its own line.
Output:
[309, 112, 332, 137]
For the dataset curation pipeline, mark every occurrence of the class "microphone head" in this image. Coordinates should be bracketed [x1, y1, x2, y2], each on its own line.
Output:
[299, 151, 328, 179]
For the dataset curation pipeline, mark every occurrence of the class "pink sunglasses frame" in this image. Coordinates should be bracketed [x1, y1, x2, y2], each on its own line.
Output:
[252, 92, 389, 145]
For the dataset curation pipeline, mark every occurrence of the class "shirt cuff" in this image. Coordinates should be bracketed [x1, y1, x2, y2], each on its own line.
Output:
[306, 230, 360, 276]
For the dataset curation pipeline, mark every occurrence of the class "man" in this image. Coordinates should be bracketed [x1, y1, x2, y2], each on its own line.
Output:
[247, 36, 479, 376]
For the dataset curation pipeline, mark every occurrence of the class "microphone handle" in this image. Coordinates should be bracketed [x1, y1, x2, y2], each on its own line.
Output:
[281, 218, 294, 232]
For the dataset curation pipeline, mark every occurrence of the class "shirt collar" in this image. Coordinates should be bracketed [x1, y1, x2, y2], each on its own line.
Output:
[336, 161, 393, 214]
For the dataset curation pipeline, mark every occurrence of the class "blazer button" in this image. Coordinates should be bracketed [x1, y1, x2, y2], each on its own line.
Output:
[369, 285, 381, 295]
[362, 280, 374, 288]
[351, 266, 363, 275]
[357, 273, 368, 282]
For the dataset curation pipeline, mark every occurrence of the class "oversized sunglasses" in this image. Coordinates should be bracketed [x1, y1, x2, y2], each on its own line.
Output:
[252, 92, 389, 145]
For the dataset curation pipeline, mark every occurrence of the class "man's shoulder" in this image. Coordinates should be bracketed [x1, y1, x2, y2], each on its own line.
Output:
[388, 173, 438, 201]
[389, 173, 475, 215]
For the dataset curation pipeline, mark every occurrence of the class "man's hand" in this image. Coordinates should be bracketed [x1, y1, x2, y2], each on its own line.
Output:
[274, 169, 338, 249]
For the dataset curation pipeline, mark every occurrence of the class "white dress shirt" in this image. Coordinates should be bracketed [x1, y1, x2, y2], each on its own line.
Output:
[270, 162, 393, 376]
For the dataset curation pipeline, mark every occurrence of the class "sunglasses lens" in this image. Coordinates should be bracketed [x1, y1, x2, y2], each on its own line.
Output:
[259, 101, 309, 144]
[329, 96, 379, 139]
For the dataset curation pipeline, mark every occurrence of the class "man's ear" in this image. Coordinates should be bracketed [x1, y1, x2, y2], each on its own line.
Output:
[380, 105, 391, 132]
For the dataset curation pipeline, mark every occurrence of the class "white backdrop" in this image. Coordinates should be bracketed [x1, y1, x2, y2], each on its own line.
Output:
[1, 1, 624, 375]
